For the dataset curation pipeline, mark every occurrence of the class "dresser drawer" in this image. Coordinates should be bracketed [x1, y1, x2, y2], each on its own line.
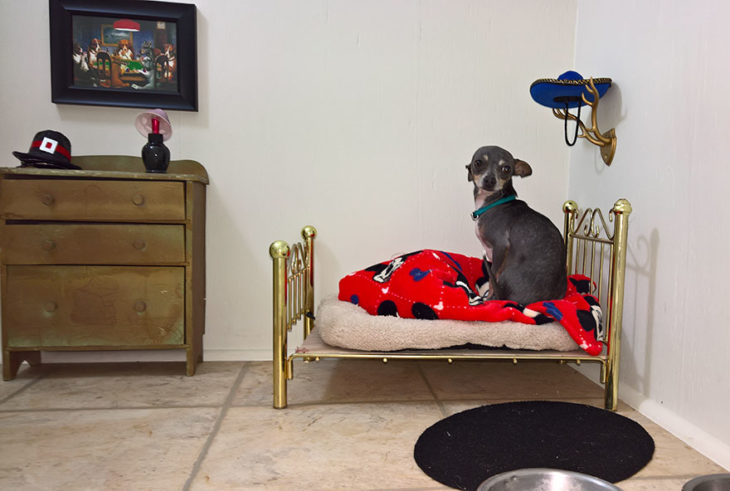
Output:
[3, 266, 184, 347]
[1, 224, 185, 265]
[0, 179, 185, 221]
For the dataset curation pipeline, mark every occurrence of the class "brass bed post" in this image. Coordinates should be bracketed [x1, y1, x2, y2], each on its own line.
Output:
[604, 199, 632, 411]
[563, 200, 578, 273]
[270, 240, 291, 409]
[302, 226, 317, 339]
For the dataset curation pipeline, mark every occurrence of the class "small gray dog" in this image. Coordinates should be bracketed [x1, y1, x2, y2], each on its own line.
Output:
[466, 145, 567, 305]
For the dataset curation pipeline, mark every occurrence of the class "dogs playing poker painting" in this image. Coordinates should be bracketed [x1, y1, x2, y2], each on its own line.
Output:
[49, 0, 198, 111]
[70, 14, 179, 92]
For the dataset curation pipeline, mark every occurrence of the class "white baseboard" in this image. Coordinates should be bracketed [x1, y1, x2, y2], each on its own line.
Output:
[619, 383, 730, 471]
[203, 349, 271, 361]
[572, 365, 730, 471]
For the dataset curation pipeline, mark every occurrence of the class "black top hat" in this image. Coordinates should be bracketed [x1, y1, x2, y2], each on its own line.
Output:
[12, 130, 80, 170]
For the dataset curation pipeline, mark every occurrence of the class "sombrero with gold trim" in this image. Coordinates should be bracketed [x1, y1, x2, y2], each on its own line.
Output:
[530, 70, 612, 109]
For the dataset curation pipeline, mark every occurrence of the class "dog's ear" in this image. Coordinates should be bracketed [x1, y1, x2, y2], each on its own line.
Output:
[465, 164, 473, 182]
[513, 159, 532, 178]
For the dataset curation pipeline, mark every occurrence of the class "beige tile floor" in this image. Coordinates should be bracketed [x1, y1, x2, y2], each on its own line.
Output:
[0, 359, 726, 490]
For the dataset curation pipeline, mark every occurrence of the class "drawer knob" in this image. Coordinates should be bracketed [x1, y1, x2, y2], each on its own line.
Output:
[132, 193, 146, 206]
[133, 239, 146, 250]
[44, 302, 58, 313]
[41, 194, 55, 206]
[134, 300, 147, 312]
[41, 239, 56, 251]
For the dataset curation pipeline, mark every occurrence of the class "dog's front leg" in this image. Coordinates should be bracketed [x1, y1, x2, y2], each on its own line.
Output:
[480, 257, 499, 300]
[484, 245, 510, 301]
[477, 257, 491, 298]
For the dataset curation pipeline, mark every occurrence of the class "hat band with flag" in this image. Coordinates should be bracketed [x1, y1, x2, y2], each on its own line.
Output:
[12, 130, 80, 170]
[32, 137, 72, 160]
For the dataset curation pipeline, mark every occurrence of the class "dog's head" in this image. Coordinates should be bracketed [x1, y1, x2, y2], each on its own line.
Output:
[465, 145, 532, 195]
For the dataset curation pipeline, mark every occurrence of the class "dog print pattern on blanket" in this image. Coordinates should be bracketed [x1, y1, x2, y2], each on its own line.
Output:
[338, 250, 604, 355]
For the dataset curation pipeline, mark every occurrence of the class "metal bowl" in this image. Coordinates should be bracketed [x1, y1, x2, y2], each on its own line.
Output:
[477, 468, 621, 491]
[683, 474, 730, 491]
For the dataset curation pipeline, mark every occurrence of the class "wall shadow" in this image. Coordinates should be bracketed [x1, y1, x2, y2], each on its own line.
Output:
[622, 227, 659, 395]
[593, 81, 624, 173]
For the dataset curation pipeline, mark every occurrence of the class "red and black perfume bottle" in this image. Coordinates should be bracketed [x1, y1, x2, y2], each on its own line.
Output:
[135, 108, 172, 173]
[141, 117, 170, 173]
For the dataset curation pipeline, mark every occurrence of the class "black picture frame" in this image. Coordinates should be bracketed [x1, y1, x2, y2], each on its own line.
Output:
[49, 0, 198, 111]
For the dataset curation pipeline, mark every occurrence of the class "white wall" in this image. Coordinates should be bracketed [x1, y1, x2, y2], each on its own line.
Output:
[570, 0, 730, 470]
[0, 0, 575, 359]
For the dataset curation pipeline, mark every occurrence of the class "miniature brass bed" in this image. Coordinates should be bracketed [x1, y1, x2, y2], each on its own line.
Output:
[270, 199, 631, 411]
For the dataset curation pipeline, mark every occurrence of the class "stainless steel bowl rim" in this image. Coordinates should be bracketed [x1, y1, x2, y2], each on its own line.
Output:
[682, 473, 730, 490]
[477, 468, 622, 491]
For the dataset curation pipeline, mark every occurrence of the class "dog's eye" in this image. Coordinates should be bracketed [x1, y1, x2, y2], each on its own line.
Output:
[473, 160, 483, 169]
[500, 165, 511, 175]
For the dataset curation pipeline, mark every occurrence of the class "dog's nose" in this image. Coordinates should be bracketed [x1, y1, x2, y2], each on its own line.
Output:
[482, 175, 497, 190]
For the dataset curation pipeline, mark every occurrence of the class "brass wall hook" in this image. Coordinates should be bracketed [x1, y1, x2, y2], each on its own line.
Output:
[530, 71, 617, 166]
[551, 77, 617, 166]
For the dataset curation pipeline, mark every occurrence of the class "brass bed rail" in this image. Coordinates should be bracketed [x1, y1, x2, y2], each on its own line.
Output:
[270, 200, 631, 410]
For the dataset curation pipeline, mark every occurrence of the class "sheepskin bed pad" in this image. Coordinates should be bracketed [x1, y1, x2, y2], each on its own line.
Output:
[316, 296, 581, 352]
[311, 249, 604, 354]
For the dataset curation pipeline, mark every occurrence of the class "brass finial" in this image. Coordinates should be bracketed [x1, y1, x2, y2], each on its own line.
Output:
[563, 200, 579, 214]
[269, 240, 290, 259]
[613, 199, 632, 215]
[301, 225, 317, 240]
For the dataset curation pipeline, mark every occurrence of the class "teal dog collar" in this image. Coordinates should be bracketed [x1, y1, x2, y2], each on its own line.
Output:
[471, 194, 516, 220]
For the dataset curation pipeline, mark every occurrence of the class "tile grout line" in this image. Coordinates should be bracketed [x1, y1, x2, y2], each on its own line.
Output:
[0, 372, 47, 406]
[182, 363, 249, 491]
[0, 404, 223, 413]
[416, 363, 448, 418]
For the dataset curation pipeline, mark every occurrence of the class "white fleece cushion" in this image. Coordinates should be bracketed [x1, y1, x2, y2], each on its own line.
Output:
[316, 296, 580, 352]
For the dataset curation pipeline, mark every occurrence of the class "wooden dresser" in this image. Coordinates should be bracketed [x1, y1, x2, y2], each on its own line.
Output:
[0, 156, 207, 380]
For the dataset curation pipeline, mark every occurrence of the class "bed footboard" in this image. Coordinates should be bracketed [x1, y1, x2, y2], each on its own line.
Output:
[270, 199, 631, 410]
[270, 226, 316, 409]
[564, 199, 632, 410]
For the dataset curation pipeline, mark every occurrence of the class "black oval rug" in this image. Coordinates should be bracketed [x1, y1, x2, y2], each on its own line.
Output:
[414, 401, 654, 491]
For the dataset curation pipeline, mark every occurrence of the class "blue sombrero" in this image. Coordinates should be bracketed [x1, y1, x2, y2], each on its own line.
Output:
[530, 71, 612, 109]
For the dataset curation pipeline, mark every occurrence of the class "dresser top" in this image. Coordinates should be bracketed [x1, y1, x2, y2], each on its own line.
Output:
[0, 155, 208, 184]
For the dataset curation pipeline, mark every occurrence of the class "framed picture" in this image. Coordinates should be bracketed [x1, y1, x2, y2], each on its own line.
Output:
[100, 24, 133, 47]
[49, 0, 198, 111]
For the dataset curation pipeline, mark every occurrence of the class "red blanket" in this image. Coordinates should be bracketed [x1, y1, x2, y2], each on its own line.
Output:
[338, 250, 604, 355]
